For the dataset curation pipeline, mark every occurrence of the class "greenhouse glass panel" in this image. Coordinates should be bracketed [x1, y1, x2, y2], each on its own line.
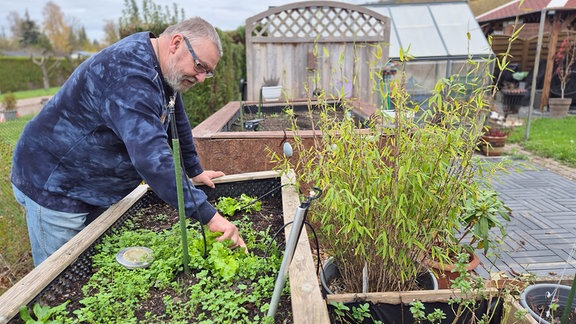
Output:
[388, 6, 446, 58]
[429, 4, 492, 57]
[404, 60, 448, 94]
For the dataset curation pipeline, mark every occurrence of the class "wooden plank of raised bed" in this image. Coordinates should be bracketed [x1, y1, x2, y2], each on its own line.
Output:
[199, 170, 281, 184]
[281, 172, 330, 324]
[503, 296, 537, 324]
[325, 287, 501, 304]
[0, 184, 149, 323]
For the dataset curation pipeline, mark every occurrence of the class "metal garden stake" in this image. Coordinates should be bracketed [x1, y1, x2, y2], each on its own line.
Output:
[267, 187, 322, 318]
[168, 94, 191, 275]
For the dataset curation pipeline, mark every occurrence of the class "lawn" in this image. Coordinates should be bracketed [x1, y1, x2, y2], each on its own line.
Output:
[0, 87, 59, 101]
[508, 115, 576, 168]
[0, 115, 35, 295]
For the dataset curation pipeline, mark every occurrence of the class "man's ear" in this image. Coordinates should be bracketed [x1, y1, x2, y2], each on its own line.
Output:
[169, 34, 183, 54]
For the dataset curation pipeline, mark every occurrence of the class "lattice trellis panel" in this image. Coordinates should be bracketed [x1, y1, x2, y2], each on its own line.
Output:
[245, 1, 391, 103]
[247, 1, 388, 43]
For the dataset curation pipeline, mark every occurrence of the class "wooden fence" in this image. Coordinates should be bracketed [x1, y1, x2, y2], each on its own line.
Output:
[491, 31, 573, 73]
[244, 1, 391, 106]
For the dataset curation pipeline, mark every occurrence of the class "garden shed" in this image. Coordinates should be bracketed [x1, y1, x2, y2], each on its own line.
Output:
[244, 1, 391, 106]
[363, 1, 495, 100]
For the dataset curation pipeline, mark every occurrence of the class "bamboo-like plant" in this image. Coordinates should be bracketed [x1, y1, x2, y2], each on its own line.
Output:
[271, 46, 509, 293]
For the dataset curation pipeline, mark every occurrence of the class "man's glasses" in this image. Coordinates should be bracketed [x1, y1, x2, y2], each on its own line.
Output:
[182, 36, 214, 78]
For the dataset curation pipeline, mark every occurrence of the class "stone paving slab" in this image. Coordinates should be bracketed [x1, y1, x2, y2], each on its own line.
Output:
[476, 160, 576, 282]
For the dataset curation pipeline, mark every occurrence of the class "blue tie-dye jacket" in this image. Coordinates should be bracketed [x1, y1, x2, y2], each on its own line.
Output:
[11, 32, 216, 224]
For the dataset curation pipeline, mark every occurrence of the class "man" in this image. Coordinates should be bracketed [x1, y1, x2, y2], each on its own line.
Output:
[11, 17, 245, 267]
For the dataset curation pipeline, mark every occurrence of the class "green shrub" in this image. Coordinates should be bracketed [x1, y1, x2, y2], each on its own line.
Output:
[1, 92, 17, 111]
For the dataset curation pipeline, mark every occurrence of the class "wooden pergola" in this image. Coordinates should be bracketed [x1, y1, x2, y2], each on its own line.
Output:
[477, 1, 576, 110]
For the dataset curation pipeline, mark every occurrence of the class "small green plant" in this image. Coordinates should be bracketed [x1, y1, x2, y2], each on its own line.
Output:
[262, 76, 279, 87]
[19, 302, 69, 323]
[216, 194, 262, 216]
[409, 300, 447, 323]
[1, 92, 17, 111]
[67, 209, 284, 323]
[329, 302, 382, 324]
[458, 187, 511, 254]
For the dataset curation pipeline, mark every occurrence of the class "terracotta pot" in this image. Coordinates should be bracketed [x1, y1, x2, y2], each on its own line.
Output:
[425, 252, 480, 289]
[548, 97, 572, 118]
[479, 135, 507, 156]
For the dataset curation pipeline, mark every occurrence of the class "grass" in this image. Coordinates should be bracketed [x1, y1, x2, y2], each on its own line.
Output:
[0, 116, 34, 295]
[0, 87, 59, 101]
[508, 115, 576, 168]
[0, 115, 34, 146]
[0, 88, 46, 294]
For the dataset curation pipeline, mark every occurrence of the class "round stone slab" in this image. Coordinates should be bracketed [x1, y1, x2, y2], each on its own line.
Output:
[116, 247, 154, 269]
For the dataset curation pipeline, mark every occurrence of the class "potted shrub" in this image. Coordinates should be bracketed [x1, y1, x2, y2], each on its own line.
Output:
[261, 76, 282, 101]
[0, 171, 328, 323]
[1, 92, 18, 121]
[427, 186, 512, 289]
[520, 282, 576, 323]
[479, 112, 513, 157]
[271, 52, 511, 320]
[549, 35, 575, 117]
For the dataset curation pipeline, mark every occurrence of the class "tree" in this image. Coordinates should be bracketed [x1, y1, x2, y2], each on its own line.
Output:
[42, 1, 73, 55]
[118, 0, 184, 38]
[7, 11, 21, 43]
[31, 54, 60, 89]
[103, 19, 120, 45]
[19, 11, 51, 51]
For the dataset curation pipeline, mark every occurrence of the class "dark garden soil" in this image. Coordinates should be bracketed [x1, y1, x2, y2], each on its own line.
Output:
[230, 109, 351, 132]
[527, 304, 576, 323]
[22, 196, 293, 324]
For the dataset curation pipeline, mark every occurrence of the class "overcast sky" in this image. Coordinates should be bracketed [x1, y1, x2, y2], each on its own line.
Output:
[0, 0, 369, 42]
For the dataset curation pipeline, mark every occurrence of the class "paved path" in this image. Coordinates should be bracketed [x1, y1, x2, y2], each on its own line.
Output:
[475, 148, 576, 283]
[15, 97, 51, 116]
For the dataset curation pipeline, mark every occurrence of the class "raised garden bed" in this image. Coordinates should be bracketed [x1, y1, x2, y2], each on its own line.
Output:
[0, 169, 536, 323]
[0, 171, 327, 323]
[192, 99, 377, 175]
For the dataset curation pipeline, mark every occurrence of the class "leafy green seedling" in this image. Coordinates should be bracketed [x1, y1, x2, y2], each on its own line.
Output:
[19, 302, 69, 323]
[216, 194, 262, 216]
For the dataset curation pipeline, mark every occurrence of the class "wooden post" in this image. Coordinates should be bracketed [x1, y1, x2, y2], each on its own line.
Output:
[540, 13, 576, 111]
[541, 16, 560, 111]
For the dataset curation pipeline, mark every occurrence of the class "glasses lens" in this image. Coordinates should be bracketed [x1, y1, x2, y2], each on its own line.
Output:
[196, 63, 213, 78]
[184, 36, 214, 78]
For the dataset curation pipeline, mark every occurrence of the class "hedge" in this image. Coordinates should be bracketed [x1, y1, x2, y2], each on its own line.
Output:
[0, 28, 246, 128]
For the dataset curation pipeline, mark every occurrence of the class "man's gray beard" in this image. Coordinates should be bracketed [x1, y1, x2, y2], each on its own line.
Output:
[165, 58, 196, 92]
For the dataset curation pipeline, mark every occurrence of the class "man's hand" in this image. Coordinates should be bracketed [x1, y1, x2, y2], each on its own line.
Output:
[192, 170, 225, 188]
[207, 212, 247, 252]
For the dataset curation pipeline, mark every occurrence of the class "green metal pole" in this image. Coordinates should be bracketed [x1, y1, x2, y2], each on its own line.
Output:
[168, 95, 191, 275]
[172, 138, 191, 275]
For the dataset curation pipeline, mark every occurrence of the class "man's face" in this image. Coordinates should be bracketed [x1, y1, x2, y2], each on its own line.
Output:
[165, 36, 219, 92]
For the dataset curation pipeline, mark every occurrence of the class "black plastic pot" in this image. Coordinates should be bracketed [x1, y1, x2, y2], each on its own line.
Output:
[320, 257, 503, 324]
[320, 256, 438, 295]
[520, 283, 576, 324]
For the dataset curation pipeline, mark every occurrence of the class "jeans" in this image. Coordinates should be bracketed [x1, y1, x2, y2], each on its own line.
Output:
[12, 184, 87, 267]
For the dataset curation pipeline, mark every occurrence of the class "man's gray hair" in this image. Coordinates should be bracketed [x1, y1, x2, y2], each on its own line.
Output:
[162, 17, 222, 57]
